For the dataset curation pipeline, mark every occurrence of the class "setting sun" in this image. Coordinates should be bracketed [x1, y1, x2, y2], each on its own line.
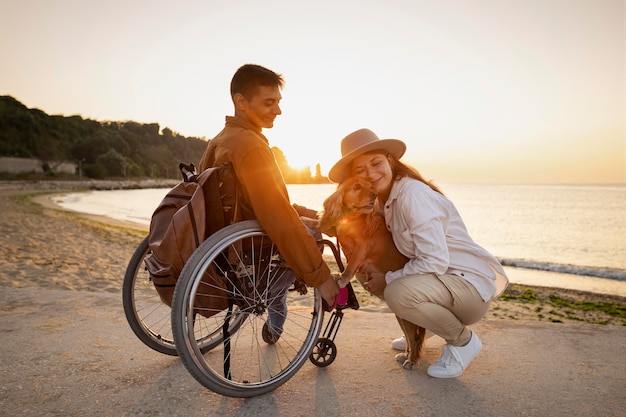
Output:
[1, 0, 623, 184]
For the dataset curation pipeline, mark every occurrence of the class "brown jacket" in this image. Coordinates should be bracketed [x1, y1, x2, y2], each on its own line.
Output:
[198, 116, 330, 287]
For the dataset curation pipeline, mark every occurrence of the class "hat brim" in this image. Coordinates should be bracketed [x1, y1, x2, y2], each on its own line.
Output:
[328, 138, 406, 183]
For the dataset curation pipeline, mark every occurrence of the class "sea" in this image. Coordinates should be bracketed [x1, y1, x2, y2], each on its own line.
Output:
[53, 183, 626, 297]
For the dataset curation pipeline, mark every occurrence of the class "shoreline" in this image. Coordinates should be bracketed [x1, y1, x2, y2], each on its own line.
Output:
[37, 182, 626, 293]
[0, 178, 179, 191]
[1, 185, 624, 327]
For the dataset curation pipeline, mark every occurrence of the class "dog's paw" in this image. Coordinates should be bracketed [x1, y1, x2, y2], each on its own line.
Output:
[395, 352, 408, 362]
[336, 277, 350, 288]
[395, 353, 416, 370]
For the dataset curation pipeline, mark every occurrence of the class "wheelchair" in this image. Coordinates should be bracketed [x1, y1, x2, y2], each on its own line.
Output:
[122, 219, 358, 398]
[123, 236, 247, 356]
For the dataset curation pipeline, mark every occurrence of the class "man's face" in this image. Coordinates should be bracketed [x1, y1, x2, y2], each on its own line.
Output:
[240, 85, 282, 130]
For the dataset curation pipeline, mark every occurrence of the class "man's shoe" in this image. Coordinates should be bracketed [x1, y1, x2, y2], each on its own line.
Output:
[427, 332, 482, 378]
[391, 336, 407, 351]
[262, 322, 281, 344]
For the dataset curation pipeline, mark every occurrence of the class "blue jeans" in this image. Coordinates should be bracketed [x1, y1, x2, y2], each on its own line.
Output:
[267, 224, 322, 335]
[266, 266, 295, 335]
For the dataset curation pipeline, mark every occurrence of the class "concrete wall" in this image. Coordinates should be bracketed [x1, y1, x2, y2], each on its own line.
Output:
[0, 157, 76, 174]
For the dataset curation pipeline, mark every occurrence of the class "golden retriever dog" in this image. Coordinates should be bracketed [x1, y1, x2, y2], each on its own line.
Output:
[318, 176, 426, 369]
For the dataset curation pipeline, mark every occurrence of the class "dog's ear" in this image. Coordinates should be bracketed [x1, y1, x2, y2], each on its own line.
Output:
[317, 216, 336, 237]
[317, 186, 345, 237]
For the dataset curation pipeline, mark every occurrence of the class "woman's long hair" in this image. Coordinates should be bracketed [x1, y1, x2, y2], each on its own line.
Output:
[390, 154, 444, 195]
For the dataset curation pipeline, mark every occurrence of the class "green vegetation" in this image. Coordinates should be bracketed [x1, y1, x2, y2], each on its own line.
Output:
[0, 95, 328, 183]
[500, 287, 538, 303]
[500, 285, 626, 326]
[548, 294, 626, 319]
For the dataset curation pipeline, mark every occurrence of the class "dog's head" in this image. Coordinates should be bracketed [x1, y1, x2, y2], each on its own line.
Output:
[318, 176, 378, 236]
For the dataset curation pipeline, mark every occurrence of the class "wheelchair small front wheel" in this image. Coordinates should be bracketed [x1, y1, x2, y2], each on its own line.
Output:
[309, 337, 337, 367]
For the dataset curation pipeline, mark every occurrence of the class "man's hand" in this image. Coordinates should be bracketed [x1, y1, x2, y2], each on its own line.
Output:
[317, 275, 339, 309]
[300, 216, 319, 230]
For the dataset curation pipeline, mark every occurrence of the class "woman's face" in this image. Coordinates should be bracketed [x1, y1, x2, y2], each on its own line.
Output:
[350, 152, 394, 197]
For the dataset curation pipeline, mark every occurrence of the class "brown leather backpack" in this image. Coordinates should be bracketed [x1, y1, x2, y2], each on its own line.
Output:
[144, 162, 236, 307]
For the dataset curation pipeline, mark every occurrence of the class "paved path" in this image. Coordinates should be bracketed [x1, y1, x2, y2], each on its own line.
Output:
[1, 287, 624, 417]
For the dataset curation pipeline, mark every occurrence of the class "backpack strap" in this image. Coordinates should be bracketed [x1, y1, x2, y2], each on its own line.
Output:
[179, 162, 197, 182]
[218, 162, 236, 226]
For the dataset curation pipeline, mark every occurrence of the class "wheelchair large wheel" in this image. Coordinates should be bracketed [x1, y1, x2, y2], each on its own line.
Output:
[171, 220, 325, 398]
[122, 237, 245, 356]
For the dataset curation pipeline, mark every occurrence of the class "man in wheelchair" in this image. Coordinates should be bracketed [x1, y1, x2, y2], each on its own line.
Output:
[197, 64, 340, 342]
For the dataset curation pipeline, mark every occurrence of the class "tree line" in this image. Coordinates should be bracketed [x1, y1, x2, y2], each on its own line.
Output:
[0, 95, 329, 183]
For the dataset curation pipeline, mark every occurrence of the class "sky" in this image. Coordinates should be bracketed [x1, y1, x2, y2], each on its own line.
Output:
[1, 0, 624, 184]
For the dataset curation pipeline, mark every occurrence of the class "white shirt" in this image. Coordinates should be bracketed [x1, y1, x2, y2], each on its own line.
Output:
[383, 176, 508, 301]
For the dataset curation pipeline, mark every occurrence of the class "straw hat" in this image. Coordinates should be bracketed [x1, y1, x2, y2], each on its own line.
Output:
[328, 128, 406, 183]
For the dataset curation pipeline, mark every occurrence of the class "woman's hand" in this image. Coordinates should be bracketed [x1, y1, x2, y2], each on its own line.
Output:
[363, 271, 386, 299]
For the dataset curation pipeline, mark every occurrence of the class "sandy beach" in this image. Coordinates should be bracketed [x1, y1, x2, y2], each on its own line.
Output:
[1, 184, 625, 416]
[2, 185, 624, 326]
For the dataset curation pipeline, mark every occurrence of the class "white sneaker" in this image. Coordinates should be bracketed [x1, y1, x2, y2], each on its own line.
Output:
[427, 332, 482, 378]
[391, 336, 406, 351]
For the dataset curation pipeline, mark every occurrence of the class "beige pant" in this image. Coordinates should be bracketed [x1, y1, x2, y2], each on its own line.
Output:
[384, 273, 490, 346]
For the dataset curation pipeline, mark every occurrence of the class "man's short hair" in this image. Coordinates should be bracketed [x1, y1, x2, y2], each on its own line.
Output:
[230, 64, 284, 100]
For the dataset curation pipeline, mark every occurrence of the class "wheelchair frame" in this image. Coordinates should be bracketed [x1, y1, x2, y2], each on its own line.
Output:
[122, 220, 358, 398]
